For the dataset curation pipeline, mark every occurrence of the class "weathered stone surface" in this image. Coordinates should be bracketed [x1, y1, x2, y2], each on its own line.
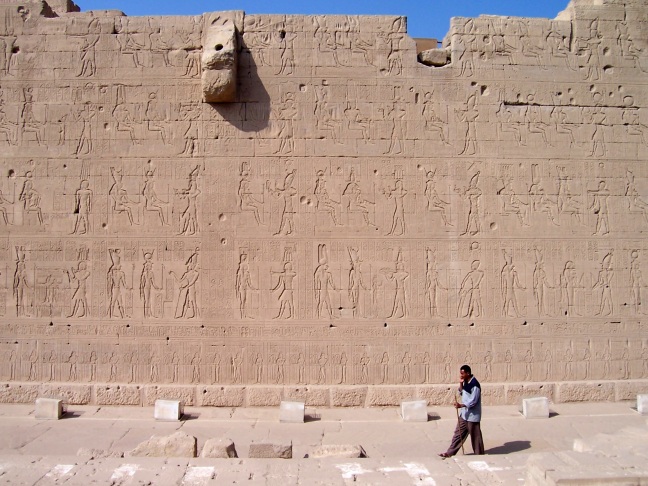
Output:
[197, 386, 245, 407]
[40, 384, 91, 405]
[309, 445, 366, 458]
[416, 386, 457, 406]
[0, 384, 40, 404]
[248, 441, 292, 459]
[95, 385, 141, 406]
[638, 394, 648, 415]
[418, 48, 450, 66]
[0, 0, 647, 407]
[200, 438, 238, 458]
[35, 397, 62, 419]
[615, 380, 648, 401]
[400, 399, 428, 422]
[279, 400, 305, 423]
[143, 386, 195, 407]
[506, 384, 555, 405]
[522, 397, 550, 419]
[128, 432, 197, 458]
[77, 448, 124, 459]
[154, 399, 183, 421]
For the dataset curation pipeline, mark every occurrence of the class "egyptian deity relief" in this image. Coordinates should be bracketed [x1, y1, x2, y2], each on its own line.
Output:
[0, 0, 648, 392]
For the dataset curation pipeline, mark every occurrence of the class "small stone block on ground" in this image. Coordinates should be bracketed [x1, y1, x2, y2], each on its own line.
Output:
[522, 397, 550, 419]
[200, 438, 238, 458]
[128, 431, 197, 458]
[35, 398, 63, 420]
[154, 399, 183, 421]
[248, 441, 292, 459]
[400, 399, 428, 422]
[279, 401, 305, 423]
[638, 395, 648, 415]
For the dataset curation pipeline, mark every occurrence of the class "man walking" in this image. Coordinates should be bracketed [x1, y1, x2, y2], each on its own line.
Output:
[439, 364, 484, 458]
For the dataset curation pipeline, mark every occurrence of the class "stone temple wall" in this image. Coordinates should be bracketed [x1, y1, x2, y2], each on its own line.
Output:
[0, 0, 647, 407]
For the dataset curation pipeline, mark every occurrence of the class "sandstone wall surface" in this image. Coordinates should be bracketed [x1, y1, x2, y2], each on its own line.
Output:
[0, 0, 647, 405]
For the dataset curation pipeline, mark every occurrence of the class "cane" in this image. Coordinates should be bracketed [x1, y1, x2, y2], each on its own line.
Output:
[455, 394, 465, 455]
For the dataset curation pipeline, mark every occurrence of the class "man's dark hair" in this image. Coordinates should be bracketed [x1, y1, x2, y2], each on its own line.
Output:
[460, 364, 472, 375]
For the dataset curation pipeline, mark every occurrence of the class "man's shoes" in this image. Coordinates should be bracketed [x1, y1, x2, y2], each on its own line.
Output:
[438, 452, 451, 458]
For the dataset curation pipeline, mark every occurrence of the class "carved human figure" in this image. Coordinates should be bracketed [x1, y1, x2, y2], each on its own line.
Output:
[544, 348, 552, 380]
[630, 251, 644, 315]
[67, 261, 90, 318]
[422, 352, 431, 383]
[314, 83, 341, 143]
[559, 261, 582, 317]
[140, 251, 161, 319]
[505, 349, 512, 380]
[347, 248, 367, 318]
[588, 180, 610, 236]
[0, 101, 17, 146]
[314, 261, 337, 319]
[401, 352, 411, 384]
[191, 354, 200, 383]
[484, 350, 492, 381]
[0, 187, 12, 225]
[424, 170, 451, 226]
[109, 167, 138, 226]
[108, 352, 118, 382]
[524, 349, 532, 380]
[338, 352, 348, 384]
[77, 31, 99, 77]
[142, 169, 168, 226]
[180, 103, 200, 156]
[563, 346, 573, 380]
[588, 106, 607, 157]
[107, 249, 130, 319]
[317, 352, 327, 384]
[297, 352, 305, 384]
[314, 171, 341, 226]
[496, 102, 524, 146]
[171, 251, 200, 319]
[276, 353, 286, 384]
[583, 347, 591, 379]
[382, 260, 409, 319]
[550, 106, 575, 145]
[145, 93, 169, 144]
[21, 88, 42, 145]
[383, 178, 407, 236]
[501, 251, 525, 318]
[422, 92, 448, 144]
[625, 170, 648, 223]
[381, 102, 406, 155]
[177, 166, 201, 236]
[13, 248, 31, 317]
[236, 253, 256, 319]
[72, 179, 92, 234]
[443, 352, 452, 382]
[150, 352, 160, 382]
[112, 103, 139, 145]
[28, 349, 38, 381]
[458, 260, 484, 318]
[525, 103, 551, 146]
[455, 93, 478, 155]
[380, 352, 389, 384]
[528, 168, 559, 226]
[271, 262, 296, 319]
[343, 169, 376, 227]
[360, 354, 370, 384]
[425, 249, 446, 318]
[19, 176, 43, 225]
[275, 93, 297, 154]
[616, 22, 644, 69]
[557, 166, 582, 223]
[267, 170, 297, 236]
[238, 168, 264, 226]
[212, 352, 221, 384]
[593, 253, 613, 317]
[171, 352, 179, 383]
[498, 179, 530, 227]
[533, 250, 553, 317]
[458, 172, 482, 236]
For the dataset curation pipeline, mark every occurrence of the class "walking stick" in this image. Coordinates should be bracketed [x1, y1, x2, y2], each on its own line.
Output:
[455, 393, 465, 455]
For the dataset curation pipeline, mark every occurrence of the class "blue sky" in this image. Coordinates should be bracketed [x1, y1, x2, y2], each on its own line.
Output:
[76, 0, 570, 40]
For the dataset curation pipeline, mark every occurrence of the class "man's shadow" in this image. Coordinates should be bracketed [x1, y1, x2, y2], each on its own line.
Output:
[486, 441, 531, 454]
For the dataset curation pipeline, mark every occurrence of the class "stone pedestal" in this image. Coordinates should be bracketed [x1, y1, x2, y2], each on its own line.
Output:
[35, 398, 63, 420]
[154, 399, 183, 421]
[400, 399, 428, 422]
[522, 397, 550, 419]
[637, 394, 648, 415]
[279, 401, 305, 423]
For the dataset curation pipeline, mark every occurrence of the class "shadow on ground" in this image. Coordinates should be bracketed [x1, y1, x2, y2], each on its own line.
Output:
[486, 440, 531, 455]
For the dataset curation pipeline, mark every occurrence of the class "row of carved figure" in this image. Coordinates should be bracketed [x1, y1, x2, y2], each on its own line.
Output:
[8, 244, 648, 320]
[1, 341, 645, 385]
[3, 164, 648, 237]
[2, 86, 648, 159]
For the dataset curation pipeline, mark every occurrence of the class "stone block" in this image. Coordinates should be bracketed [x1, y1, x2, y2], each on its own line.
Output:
[40, 384, 91, 405]
[418, 48, 450, 67]
[35, 397, 63, 420]
[128, 432, 196, 458]
[154, 399, 183, 421]
[283, 386, 330, 406]
[555, 382, 615, 403]
[196, 386, 245, 407]
[366, 387, 412, 407]
[246, 387, 282, 407]
[416, 385, 456, 406]
[143, 385, 195, 406]
[522, 397, 550, 419]
[482, 385, 507, 406]
[400, 399, 428, 422]
[200, 438, 238, 458]
[638, 395, 648, 415]
[248, 441, 292, 459]
[506, 383, 554, 405]
[0, 383, 40, 404]
[330, 387, 367, 407]
[309, 445, 366, 458]
[615, 380, 648, 401]
[279, 400, 304, 423]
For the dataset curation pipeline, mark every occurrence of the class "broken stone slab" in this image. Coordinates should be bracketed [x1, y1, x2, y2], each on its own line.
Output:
[522, 397, 550, 419]
[418, 48, 450, 67]
[35, 397, 63, 420]
[638, 394, 648, 415]
[248, 441, 292, 459]
[154, 399, 183, 421]
[279, 400, 305, 423]
[128, 431, 197, 458]
[77, 448, 124, 459]
[200, 438, 238, 458]
[400, 399, 428, 422]
[308, 445, 366, 458]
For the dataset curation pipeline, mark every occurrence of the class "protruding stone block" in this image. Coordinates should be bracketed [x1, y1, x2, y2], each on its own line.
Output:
[279, 400, 305, 423]
[201, 13, 239, 102]
[309, 445, 366, 458]
[418, 48, 450, 67]
[200, 438, 238, 458]
[638, 394, 648, 415]
[400, 399, 428, 422]
[522, 397, 550, 419]
[154, 399, 183, 421]
[128, 431, 197, 458]
[35, 397, 63, 420]
[248, 441, 292, 459]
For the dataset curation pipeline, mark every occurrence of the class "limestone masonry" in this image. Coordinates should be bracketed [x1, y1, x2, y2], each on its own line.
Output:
[1, 0, 647, 407]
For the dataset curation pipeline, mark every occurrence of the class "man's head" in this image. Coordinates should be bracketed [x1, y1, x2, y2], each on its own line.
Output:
[460, 364, 472, 381]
